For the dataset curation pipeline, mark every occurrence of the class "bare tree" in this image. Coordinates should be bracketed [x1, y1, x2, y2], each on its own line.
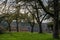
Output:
[38, 0, 59, 39]
[25, 1, 47, 33]
[15, 0, 20, 32]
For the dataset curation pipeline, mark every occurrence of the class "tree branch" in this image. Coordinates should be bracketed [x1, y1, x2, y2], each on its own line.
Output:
[38, 0, 54, 17]
[40, 14, 47, 22]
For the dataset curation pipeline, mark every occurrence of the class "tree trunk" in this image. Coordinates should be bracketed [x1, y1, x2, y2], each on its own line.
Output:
[31, 26, 34, 33]
[16, 3, 20, 32]
[39, 22, 42, 33]
[16, 20, 19, 32]
[53, 0, 59, 39]
[28, 22, 34, 33]
[53, 19, 59, 39]
[8, 23, 11, 32]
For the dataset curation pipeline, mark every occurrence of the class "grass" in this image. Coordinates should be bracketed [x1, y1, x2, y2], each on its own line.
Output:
[0, 32, 60, 40]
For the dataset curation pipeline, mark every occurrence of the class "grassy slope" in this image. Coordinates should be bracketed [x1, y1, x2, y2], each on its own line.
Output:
[0, 32, 59, 40]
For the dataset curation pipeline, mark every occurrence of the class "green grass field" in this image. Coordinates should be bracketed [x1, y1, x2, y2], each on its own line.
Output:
[0, 32, 60, 40]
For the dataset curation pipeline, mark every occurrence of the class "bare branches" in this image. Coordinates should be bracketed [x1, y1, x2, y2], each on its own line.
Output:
[40, 14, 47, 22]
[38, 0, 54, 17]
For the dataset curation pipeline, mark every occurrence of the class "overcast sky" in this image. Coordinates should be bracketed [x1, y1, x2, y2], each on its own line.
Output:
[0, 0, 48, 6]
[42, 0, 48, 6]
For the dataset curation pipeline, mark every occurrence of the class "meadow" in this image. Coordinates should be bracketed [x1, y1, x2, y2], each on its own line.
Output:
[0, 32, 60, 40]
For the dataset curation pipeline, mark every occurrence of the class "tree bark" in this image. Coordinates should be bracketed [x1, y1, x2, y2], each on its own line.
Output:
[35, 2, 43, 33]
[31, 26, 34, 33]
[39, 22, 42, 33]
[16, 20, 19, 32]
[8, 23, 11, 32]
[53, 19, 59, 39]
[28, 21, 34, 33]
[53, 0, 59, 39]
[16, 0, 20, 32]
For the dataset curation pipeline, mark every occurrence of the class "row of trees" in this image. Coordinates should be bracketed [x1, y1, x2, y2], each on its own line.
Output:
[0, 0, 60, 39]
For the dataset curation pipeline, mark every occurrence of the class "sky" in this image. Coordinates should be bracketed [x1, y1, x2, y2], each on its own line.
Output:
[0, 0, 16, 5]
[7, 0, 16, 6]
[42, 0, 48, 6]
[0, 0, 5, 4]
[0, 0, 48, 6]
